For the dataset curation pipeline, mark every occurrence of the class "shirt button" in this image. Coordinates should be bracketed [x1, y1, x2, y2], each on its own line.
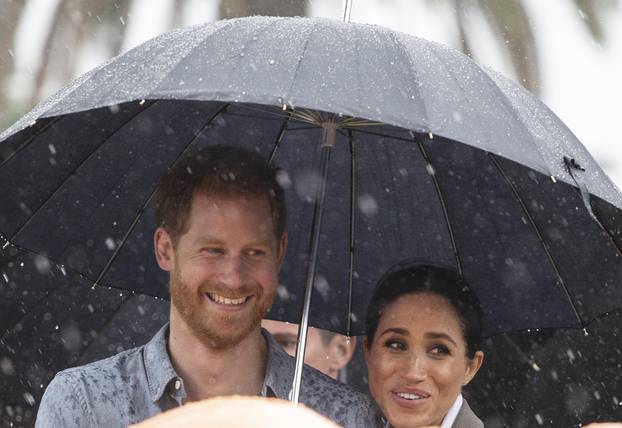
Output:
[174, 379, 182, 391]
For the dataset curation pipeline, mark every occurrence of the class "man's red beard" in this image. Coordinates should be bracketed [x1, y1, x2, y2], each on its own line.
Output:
[169, 269, 275, 350]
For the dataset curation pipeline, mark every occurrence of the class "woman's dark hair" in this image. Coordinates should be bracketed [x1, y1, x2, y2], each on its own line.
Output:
[364, 262, 484, 359]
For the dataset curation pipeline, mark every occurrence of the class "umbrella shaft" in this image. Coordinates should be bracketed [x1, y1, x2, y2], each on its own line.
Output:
[342, 0, 353, 22]
[290, 144, 333, 403]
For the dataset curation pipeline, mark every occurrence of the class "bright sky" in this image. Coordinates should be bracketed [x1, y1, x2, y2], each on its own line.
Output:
[7, 0, 622, 185]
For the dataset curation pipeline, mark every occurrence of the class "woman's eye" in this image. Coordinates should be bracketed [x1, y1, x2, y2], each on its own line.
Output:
[384, 340, 406, 351]
[430, 345, 450, 355]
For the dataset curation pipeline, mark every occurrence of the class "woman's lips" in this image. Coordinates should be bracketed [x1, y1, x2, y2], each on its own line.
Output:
[391, 388, 431, 407]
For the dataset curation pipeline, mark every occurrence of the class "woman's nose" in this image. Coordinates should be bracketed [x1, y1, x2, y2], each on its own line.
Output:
[402, 354, 427, 381]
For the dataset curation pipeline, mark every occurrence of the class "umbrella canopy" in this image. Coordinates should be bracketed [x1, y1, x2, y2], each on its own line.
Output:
[472, 310, 622, 426]
[2, 15, 622, 362]
[0, 242, 169, 426]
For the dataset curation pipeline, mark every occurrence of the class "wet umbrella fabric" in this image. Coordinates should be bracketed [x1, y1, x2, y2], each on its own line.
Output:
[0, 245, 169, 426]
[1, 17, 622, 352]
[470, 311, 622, 426]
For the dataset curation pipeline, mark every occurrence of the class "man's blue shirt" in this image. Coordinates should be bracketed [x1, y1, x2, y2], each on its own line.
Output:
[35, 324, 376, 427]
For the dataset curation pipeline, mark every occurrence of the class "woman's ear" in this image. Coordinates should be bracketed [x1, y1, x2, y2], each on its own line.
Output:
[463, 350, 484, 386]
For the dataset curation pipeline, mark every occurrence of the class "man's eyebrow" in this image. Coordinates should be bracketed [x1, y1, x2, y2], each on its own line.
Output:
[424, 332, 457, 346]
[192, 236, 224, 246]
[378, 327, 409, 337]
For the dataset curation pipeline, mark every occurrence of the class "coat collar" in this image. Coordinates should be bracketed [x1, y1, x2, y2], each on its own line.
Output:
[452, 399, 484, 428]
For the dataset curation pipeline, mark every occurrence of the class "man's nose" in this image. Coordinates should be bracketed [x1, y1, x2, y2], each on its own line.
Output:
[219, 255, 246, 289]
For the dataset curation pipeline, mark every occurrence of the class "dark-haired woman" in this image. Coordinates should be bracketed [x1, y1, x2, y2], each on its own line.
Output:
[363, 262, 485, 428]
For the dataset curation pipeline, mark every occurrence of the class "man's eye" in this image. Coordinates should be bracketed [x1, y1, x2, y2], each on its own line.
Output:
[202, 248, 224, 255]
[246, 249, 265, 257]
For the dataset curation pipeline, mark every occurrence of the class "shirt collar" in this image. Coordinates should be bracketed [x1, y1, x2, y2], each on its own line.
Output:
[143, 324, 293, 402]
[144, 323, 180, 403]
[440, 394, 464, 428]
[260, 327, 295, 399]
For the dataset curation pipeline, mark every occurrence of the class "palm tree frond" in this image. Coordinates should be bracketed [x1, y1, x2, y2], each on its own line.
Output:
[477, 0, 540, 94]
[572, 0, 617, 44]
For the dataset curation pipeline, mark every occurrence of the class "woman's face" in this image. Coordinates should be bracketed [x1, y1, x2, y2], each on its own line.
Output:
[364, 292, 483, 428]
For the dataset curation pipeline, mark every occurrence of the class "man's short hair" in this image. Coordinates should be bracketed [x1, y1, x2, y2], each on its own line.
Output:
[155, 145, 287, 244]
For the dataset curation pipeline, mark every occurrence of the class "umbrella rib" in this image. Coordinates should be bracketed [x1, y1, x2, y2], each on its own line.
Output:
[501, 334, 541, 372]
[488, 153, 585, 328]
[234, 104, 290, 121]
[0, 117, 62, 169]
[92, 103, 230, 288]
[346, 130, 356, 337]
[388, 30, 429, 128]
[267, 112, 292, 165]
[468, 381, 504, 420]
[459, 59, 551, 174]
[414, 138, 463, 276]
[8, 101, 160, 242]
[211, 18, 285, 98]
[353, 23, 363, 129]
[0, 240, 166, 325]
[343, 126, 412, 142]
[0, 268, 81, 342]
[283, 19, 318, 105]
[76, 293, 136, 365]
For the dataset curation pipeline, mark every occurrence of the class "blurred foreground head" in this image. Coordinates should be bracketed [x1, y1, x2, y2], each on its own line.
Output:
[130, 396, 340, 428]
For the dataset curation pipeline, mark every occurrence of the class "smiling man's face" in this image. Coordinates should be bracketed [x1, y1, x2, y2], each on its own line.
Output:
[158, 192, 286, 349]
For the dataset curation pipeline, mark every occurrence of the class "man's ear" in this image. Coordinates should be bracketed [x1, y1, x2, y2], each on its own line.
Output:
[154, 227, 175, 272]
[276, 232, 288, 269]
[463, 350, 484, 386]
[328, 335, 357, 373]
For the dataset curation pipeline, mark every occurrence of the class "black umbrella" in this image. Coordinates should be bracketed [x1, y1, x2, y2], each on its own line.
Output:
[468, 310, 622, 427]
[2, 15, 622, 411]
[0, 242, 169, 426]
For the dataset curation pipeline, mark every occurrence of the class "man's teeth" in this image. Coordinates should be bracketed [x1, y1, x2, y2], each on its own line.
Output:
[396, 392, 425, 400]
[208, 293, 247, 305]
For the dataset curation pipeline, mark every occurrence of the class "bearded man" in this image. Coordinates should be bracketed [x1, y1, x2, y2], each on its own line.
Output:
[36, 145, 375, 427]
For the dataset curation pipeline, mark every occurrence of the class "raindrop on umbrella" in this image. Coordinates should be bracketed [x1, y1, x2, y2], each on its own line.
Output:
[34, 255, 51, 274]
[0, 357, 15, 376]
[277, 285, 290, 300]
[357, 193, 378, 217]
[105, 237, 117, 251]
[313, 276, 330, 301]
[276, 170, 292, 189]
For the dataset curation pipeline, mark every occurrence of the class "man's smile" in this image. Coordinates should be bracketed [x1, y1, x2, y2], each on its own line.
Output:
[206, 292, 251, 306]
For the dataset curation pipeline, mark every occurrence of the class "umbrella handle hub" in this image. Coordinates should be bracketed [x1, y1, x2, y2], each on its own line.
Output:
[321, 122, 337, 148]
